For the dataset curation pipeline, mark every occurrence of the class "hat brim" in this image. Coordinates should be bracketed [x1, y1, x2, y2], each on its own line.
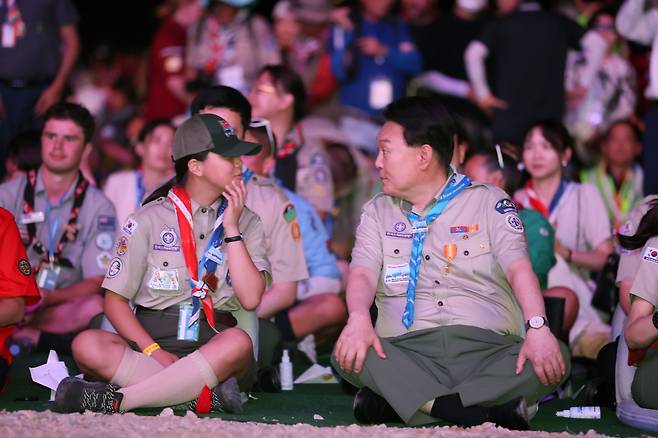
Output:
[211, 139, 262, 157]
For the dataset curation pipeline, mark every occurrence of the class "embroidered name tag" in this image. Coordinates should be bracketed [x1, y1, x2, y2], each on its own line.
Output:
[384, 263, 410, 284]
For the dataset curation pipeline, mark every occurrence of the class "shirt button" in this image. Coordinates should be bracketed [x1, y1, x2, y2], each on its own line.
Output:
[463, 250, 470, 256]
[394, 249, 400, 254]
[163, 261, 169, 267]
[462, 235, 469, 240]
[437, 300, 444, 307]
[434, 280, 440, 285]
[200, 234, 205, 240]
[424, 255, 430, 261]
[201, 208, 207, 214]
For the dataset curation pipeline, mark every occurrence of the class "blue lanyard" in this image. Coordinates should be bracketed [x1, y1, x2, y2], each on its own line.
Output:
[191, 198, 228, 288]
[45, 193, 68, 265]
[135, 171, 145, 209]
[401, 174, 471, 329]
[242, 167, 254, 184]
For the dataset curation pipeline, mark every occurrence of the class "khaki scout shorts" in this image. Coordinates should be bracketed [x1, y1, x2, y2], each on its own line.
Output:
[127, 306, 256, 390]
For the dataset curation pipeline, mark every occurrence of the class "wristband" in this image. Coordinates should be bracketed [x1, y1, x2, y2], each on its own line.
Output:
[142, 342, 160, 356]
[224, 234, 243, 244]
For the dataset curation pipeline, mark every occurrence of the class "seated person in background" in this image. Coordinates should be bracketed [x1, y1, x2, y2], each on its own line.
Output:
[619, 202, 658, 410]
[580, 120, 643, 232]
[245, 122, 346, 362]
[190, 85, 309, 370]
[103, 119, 175, 226]
[514, 121, 613, 359]
[0, 208, 40, 389]
[334, 96, 568, 429]
[0, 103, 117, 356]
[463, 147, 578, 337]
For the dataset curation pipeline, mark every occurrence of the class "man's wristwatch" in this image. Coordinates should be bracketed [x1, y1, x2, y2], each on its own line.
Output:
[224, 234, 243, 244]
[526, 315, 548, 330]
[652, 310, 658, 331]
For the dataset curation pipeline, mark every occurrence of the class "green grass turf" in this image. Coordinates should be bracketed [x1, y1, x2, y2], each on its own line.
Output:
[0, 353, 652, 436]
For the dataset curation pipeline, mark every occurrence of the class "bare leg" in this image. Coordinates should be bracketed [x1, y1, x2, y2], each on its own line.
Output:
[71, 329, 131, 381]
[288, 293, 347, 339]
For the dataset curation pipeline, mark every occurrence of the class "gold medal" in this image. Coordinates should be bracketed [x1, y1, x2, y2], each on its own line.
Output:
[444, 243, 457, 260]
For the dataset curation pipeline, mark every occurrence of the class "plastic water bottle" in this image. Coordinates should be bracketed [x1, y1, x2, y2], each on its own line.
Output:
[556, 406, 601, 419]
[280, 349, 293, 391]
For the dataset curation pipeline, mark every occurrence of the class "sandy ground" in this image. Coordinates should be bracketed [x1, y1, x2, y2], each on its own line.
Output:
[0, 410, 617, 438]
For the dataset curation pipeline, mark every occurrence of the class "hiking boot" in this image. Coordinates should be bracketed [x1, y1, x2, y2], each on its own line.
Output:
[353, 387, 403, 424]
[54, 377, 123, 414]
[488, 396, 530, 430]
[188, 376, 243, 414]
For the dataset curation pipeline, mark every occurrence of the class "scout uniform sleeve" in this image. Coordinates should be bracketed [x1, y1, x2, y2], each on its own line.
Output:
[268, 200, 309, 283]
[629, 238, 658, 307]
[296, 149, 335, 214]
[81, 198, 118, 278]
[486, 188, 530, 273]
[241, 210, 272, 284]
[349, 199, 383, 275]
[101, 213, 149, 301]
[0, 209, 39, 305]
[580, 183, 613, 249]
[617, 218, 642, 285]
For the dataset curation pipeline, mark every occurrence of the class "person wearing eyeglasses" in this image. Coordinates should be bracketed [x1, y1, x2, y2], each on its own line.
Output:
[190, 85, 310, 371]
[248, 65, 335, 221]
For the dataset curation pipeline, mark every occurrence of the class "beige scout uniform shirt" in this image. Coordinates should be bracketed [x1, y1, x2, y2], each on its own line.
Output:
[617, 195, 658, 285]
[286, 126, 335, 214]
[629, 236, 658, 308]
[0, 172, 117, 288]
[102, 195, 270, 313]
[350, 181, 528, 339]
[245, 174, 309, 283]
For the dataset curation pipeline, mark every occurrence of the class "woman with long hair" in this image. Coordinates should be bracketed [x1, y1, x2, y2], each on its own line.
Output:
[54, 114, 270, 414]
[514, 121, 613, 359]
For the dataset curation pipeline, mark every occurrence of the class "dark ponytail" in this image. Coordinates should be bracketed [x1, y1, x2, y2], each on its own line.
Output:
[142, 151, 210, 205]
[618, 200, 658, 250]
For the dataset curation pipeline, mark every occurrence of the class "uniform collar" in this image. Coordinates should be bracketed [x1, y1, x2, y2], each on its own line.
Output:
[190, 198, 222, 216]
[34, 169, 79, 203]
[399, 169, 456, 216]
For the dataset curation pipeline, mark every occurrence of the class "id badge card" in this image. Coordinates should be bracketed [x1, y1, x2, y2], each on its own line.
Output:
[20, 211, 45, 225]
[2, 24, 15, 48]
[37, 265, 61, 289]
[177, 303, 200, 341]
[205, 245, 224, 265]
[369, 77, 393, 110]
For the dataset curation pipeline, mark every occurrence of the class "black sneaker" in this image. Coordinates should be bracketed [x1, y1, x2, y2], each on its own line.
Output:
[188, 376, 243, 414]
[353, 387, 403, 424]
[55, 377, 123, 414]
[488, 396, 530, 430]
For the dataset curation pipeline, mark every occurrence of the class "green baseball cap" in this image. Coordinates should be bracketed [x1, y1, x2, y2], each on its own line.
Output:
[172, 113, 262, 161]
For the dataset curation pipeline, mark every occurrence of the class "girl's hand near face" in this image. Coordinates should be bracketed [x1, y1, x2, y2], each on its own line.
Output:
[223, 179, 246, 235]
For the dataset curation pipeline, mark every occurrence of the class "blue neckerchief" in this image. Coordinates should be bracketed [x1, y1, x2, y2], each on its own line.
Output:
[135, 171, 145, 210]
[242, 167, 255, 184]
[548, 180, 568, 215]
[188, 198, 228, 326]
[401, 174, 471, 329]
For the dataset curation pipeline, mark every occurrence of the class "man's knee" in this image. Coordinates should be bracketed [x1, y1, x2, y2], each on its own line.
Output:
[72, 329, 120, 369]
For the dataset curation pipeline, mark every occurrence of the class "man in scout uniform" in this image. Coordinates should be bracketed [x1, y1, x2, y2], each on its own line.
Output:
[333, 96, 569, 429]
[191, 86, 309, 369]
[0, 102, 117, 355]
[0, 207, 41, 387]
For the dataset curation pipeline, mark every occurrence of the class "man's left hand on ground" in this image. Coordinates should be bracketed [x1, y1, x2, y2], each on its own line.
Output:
[516, 327, 566, 386]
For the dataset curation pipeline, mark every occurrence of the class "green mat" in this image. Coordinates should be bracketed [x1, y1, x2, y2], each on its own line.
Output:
[0, 353, 651, 436]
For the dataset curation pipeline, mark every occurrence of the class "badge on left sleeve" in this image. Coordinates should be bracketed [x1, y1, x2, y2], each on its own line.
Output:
[96, 233, 113, 250]
[17, 259, 32, 276]
[96, 252, 113, 269]
[505, 214, 524, 233]
[122, 218, 138, 236]
[643, 247, 658, 264]
[107, 258, 122, 278]
[283, 204, 296, 222]
[495, 199, 518, 215]
[98, 215, 117, 231]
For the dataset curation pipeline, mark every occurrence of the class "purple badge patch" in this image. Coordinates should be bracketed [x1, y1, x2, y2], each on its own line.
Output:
[394, 222, 406, 232]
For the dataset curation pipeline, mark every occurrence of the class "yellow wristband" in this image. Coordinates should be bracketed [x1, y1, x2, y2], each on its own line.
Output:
[142, 342, 160, 356]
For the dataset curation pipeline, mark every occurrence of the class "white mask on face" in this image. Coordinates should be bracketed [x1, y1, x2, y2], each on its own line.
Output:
[457, 0, 487, 13]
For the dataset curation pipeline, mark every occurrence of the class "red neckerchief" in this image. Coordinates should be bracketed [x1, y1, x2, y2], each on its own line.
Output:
[276, 123, 305, 158]
[168, 186, 217, 331]
[22, 169, 89, 271]
[524, 180, 550, 218]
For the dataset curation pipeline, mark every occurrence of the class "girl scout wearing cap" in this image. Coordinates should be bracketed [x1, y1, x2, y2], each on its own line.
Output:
[54, 114, 271, 415]
[514, 121, 613, 359]
[620, 201, 658, 410]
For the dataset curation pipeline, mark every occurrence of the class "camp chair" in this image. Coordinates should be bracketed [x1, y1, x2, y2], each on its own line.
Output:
[615, 327, 658, 432]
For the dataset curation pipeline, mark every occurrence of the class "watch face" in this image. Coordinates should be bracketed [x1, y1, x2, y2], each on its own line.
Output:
[529, 316, 545, 329]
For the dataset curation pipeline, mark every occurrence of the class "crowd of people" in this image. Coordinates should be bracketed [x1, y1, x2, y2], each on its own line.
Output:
[0, 0, 657, 431]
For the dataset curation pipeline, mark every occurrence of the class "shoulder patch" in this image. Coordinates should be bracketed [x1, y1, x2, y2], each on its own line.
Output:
[122, 218, 138, 236]
[107, 257, 122, 278]
[495, 198, 518, 215]
[283, 203, 297, 222]
[96, 233, 113, 251]
[17, 259, 32, 276]
[642, 247, 658, 265]
[505, 214, 524, 233]
[291, 221, 301, 241]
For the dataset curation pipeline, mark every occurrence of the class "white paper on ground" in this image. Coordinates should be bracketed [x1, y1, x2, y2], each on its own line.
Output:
[28, 350, 72, 401]
[294, 364, 338, 384]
